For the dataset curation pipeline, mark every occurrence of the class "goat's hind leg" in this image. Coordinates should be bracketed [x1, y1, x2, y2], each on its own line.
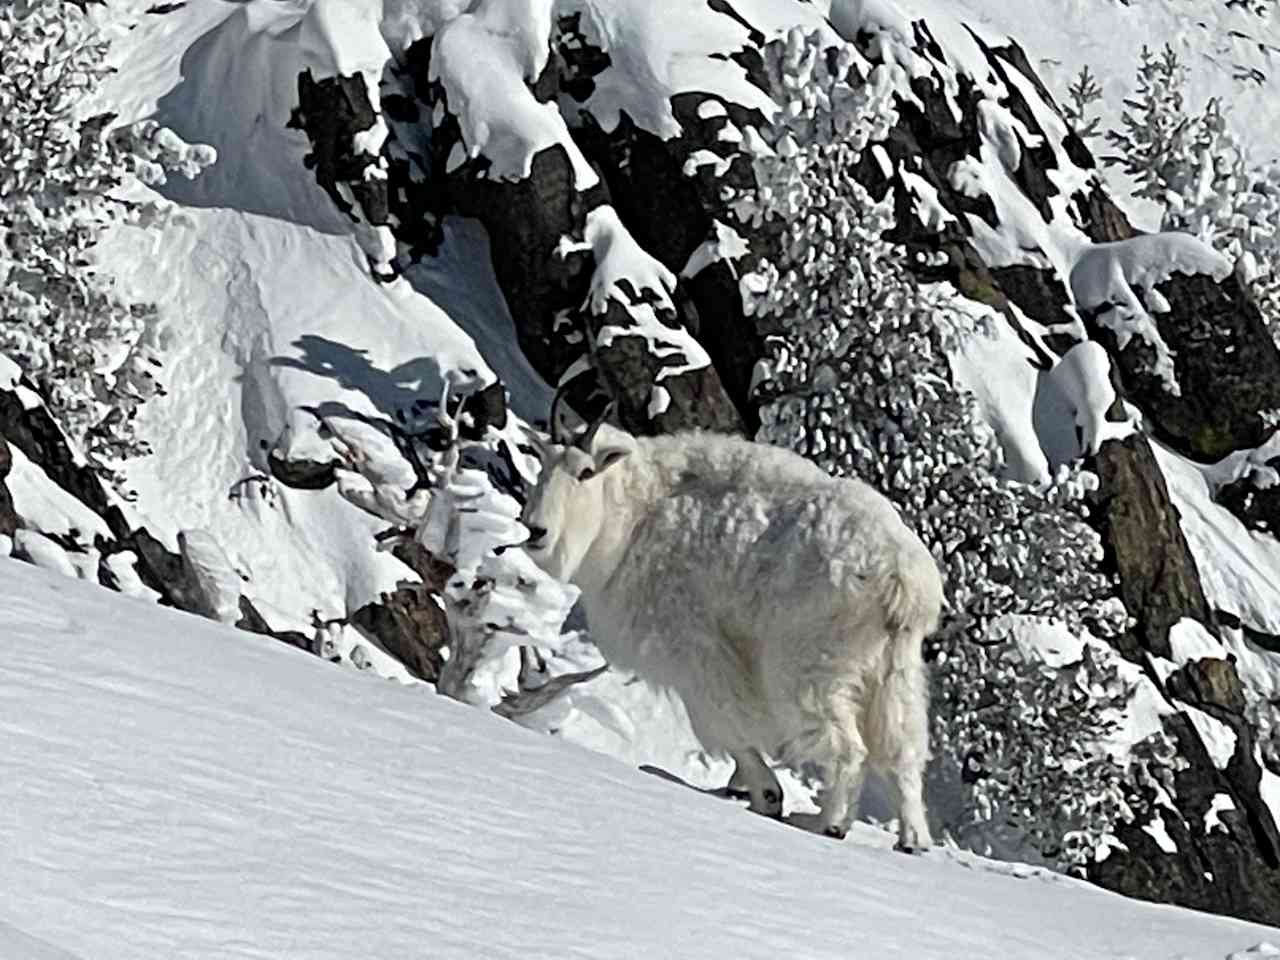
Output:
[726, 748, 783, 819]
[802, 691, 869, 840]
[869, 638, 933, 853]
[878, 690, 932, 853]
[886, 760, 931, 853]
[816, 744, 867, 840]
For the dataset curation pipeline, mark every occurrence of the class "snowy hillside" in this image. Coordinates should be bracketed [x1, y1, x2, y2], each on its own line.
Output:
[1, 558, 1277, 960]
[6, 0, 1280, 936]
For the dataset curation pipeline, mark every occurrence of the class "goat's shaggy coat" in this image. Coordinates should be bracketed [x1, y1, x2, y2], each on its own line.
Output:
[522, 426, 943, 846]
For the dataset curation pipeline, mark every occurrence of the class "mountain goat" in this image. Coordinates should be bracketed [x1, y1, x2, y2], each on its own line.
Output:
[520, 401, 943, 850]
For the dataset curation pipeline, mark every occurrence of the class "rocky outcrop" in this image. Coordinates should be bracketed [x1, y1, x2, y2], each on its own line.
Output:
[1082, 271, 1280, 461]
[289, 40, 744, 438]
[351, 586, 448, 683]
[0, 379, 333, 662]
[288, 70, 389, 230]
[1086, 434, 1215, 661]
[1083, 435, 1280, 920]
[350, 537, 452, 683]
[1093, 707, 1280, 926]
[267, 450, 339, 490]
[0, 386, 115, 525]
[236, 596, 316, 654]
[0, 436, 17, 538]
[1217, 463, 1280, 537]
[569, 90, 770, 431]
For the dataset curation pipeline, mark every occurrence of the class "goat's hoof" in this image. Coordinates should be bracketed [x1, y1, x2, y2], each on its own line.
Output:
[823, 825, 848, 841]
[756, 789, 784, 819]
[893, 839, 928, 855]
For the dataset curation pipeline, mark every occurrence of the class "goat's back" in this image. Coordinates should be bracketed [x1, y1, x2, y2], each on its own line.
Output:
[585, 432, 936, 669]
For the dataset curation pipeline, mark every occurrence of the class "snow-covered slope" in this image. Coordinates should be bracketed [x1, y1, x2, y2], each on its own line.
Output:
[0, 558, 1276, 960]
[882, 0, 1280, 226]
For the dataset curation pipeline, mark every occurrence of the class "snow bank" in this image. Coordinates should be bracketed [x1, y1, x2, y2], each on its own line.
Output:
[567, 0, 833, 139]
[1044, 342, 1135, 457]
[431, 0, 599, 186]
[5, 446, 110, 546]
[948, 307, 1051, 484]
[1168, 618, 1226, 664]
[554, 205, 712, 385]
[1205, 793, 1236, 835]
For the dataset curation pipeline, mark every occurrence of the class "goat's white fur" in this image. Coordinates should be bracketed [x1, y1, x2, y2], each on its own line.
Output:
[521, 424, 943, 847]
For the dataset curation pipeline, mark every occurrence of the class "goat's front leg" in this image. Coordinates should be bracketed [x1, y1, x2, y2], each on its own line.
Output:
[726, 748, 784, 819]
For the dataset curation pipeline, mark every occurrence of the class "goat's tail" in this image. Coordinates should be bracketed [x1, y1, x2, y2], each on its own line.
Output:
[867, 544, 943, 765]
[882, 543, 944, 642]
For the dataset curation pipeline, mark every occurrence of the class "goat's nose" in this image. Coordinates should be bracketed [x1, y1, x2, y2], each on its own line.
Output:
[526, 525, 547, 543]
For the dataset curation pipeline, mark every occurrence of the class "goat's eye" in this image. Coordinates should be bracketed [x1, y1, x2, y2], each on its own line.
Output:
[577, 467, 596, 482]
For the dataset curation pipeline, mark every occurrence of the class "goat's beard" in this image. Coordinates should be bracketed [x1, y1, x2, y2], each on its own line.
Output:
[527, 526, 595, 585]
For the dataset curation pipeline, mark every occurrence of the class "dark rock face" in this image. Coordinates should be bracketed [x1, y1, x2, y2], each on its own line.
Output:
[237, 596, 317, 654]
[288, 70, 388, 227]
[1087, 434, 1215, 661]
[1082, 271, 1280, 461]
[350, 537, 452, 683]
[1216, 462, 1280, 537]
[0, 388, 115, 528]
[1071, 182, 1140, 244]
[446, 144, 596, 384]
[288, 36, 745, 437]
[1079, 434, 1280, 924]
[1092, 711, 1280, 926]
[0, 386, 186, 597]
[1169, 656, 1248, 716]
[104, 523, 205, 611]
[441, 137, 741, 435]
[0, 436, 16, 538]
[268, 450, 338, 490]
[457, 380, 509, 439]
[351, 586, 448, 683]
[570, 93, 767, 432]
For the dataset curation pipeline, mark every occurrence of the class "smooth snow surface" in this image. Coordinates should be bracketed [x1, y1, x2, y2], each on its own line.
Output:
[1, 560, 1277, 960]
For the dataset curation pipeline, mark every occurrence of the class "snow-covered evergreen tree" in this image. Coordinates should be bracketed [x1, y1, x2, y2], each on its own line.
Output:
[727, 28, 1146, 867]
[0, 1, 212, 488]
[1105, 44, 1280, 344]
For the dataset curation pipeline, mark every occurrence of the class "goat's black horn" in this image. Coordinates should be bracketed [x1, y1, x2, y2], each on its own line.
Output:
[548, 382, 572, 446]
[577, 401, 615, 451]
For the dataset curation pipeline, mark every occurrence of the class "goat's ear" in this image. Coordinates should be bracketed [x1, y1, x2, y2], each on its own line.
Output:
[591, 430, 635, 476]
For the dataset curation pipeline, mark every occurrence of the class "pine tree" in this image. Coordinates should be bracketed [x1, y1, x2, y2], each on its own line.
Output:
[0, 2, 212, 489]
[1105, 44, 1280, 345]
